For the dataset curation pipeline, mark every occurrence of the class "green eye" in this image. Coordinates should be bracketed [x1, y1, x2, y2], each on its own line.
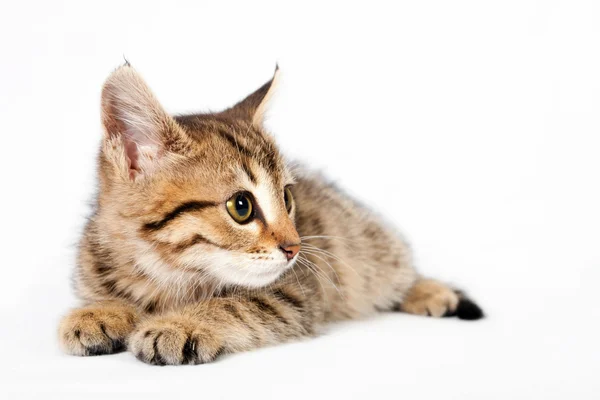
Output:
[226, 192, 253, 223]
[284, 187, 294, 213]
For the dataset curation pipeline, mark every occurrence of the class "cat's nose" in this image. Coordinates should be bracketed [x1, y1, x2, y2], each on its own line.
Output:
[280, 243, 301, 261]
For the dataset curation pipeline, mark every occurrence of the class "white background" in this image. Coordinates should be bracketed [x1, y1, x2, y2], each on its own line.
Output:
[1, 1, 599, 398]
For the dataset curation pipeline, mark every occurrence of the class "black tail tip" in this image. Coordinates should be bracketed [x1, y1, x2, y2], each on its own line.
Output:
[455, 298, 484, 320]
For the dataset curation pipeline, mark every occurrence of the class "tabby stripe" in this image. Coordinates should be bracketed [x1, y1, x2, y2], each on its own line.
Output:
[215, 128, 279, 178]
[87, 244, 113, 276]
[216, 129, 254, 158]
[173, 234, 221, 251]
[101, 278, 133, 301]
[272, 288, 304, 310]
[222, 302, 261, 344]
[143, 201, 218, 231]
[215, 129, 257, 184]
[262, 146, 279, 176]
[248, 296, 288, 325]
[93, 261, 111, 275]
[241, 161, 257, 184]
[223, 303, 246, 324]
[144, 301, 157, 314]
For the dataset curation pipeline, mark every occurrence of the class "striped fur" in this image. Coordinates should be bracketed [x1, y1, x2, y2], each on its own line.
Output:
[58, 65, 483, 364]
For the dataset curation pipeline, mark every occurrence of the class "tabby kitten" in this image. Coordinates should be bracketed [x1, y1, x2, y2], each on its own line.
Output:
[58, 64, 483, 365]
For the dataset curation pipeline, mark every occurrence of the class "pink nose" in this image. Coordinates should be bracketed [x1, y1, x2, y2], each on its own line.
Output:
[280, 243, 300, 260]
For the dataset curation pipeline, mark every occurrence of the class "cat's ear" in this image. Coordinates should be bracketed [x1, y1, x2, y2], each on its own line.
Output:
[224, 65, 280, 127]
[101, 65, 188, 180]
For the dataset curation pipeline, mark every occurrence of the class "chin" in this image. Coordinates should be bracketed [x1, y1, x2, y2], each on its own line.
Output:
[208, 258, 296, 289]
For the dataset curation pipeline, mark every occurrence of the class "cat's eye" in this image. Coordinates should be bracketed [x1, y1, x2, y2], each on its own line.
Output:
[284, 187, 294, 213]
[226, 192, 254, 223]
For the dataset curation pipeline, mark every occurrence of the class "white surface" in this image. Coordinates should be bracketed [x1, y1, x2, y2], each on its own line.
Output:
[1, 1, 599, 398]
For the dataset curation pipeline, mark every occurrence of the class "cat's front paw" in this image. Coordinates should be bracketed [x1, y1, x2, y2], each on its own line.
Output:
[129, 316, 225, 366]
[59, 303, 138, 356]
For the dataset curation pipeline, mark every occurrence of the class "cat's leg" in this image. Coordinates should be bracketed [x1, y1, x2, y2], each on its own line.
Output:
[128, 287, 314, 365]
[58, 300, 140, 356]
[398, 278, 484, 320]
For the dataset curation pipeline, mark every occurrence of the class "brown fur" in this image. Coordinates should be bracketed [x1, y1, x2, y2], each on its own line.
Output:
[399, 279, 460, 317]
[59, 65, 483, 365]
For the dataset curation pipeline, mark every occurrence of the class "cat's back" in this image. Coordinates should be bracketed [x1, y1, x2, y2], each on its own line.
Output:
[291, 166, 384, 241]
[290, 166, 416, 318]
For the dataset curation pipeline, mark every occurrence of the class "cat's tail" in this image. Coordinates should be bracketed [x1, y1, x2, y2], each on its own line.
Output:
[445, 290, 485, 320]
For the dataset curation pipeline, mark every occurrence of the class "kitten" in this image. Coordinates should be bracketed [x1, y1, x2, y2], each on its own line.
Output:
[58, 64, 483, 365]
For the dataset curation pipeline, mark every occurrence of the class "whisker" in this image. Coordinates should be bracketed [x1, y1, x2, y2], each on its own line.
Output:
[300, 235, 358, 247]
[297, 255, 344, 300]
[298, 249, 341, 284]
[290, 266, 306, 298]
[296, 257, 330, 302]
[300, 243, 361, 278]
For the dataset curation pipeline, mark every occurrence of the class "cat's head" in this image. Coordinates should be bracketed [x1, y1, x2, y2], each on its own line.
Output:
[96, 65, 300, 288]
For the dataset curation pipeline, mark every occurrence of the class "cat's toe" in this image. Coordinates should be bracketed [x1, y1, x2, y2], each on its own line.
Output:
[129, 317, 225, 366]
[58, 305, 137, 356]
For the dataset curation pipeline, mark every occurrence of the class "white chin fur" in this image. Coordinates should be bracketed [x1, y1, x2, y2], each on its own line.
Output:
[175, 248, 295, 288]
[209, 259, 295, 288]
